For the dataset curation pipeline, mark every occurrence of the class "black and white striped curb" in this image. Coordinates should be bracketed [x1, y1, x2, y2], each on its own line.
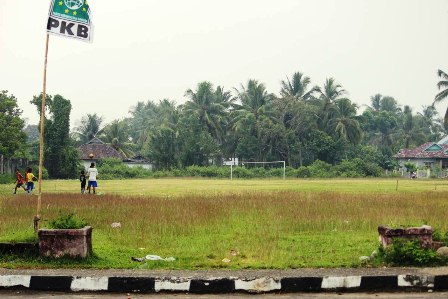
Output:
[0, 274, 447, 293]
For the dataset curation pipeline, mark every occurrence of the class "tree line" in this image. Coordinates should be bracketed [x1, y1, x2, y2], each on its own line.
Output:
[1, 69, 447, 178]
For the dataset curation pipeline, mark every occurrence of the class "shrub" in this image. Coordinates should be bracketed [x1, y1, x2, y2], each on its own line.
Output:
[232, 167, 253, 178]
[48, 213, 88, 229]
[296, 166, 311, 178]
[378, 239, 443, 266]
[0, 174, 14, 184]
[97, 158, 152, 179]
[333, 159, 383, 178]
[308, 160, 333, 178]
[404, 162, 417, 173]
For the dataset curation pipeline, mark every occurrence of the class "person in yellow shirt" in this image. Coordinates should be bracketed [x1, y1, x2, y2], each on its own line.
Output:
[25, 167, 36, 194]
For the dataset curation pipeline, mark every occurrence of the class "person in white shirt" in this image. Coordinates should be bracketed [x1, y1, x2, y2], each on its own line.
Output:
[87, 162, 98, 194]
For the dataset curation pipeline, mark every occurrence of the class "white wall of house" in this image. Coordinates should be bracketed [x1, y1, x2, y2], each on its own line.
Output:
[124, 162, 153, 170]
[397, 158, 440, 170]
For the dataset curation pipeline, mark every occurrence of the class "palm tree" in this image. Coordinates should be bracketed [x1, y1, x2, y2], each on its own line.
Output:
[434, 69, 448, 130]
[232, 80, 276, 161]
[280, 71, 318, 101]
[327, 98, 362, 145]
[130, 101, 157, 144]
[397, 106, 425, 148]
[101, 120, 135, 158]
[314, 77, 347, 130]
[153, 99, 179, 129]
[367, 94, 382, 114]
[184, 82, 230, 142]
[74, 113, 104, 144]
[233, 79, 275, 123]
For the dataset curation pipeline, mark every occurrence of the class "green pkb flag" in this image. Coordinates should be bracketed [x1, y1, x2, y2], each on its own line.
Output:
[47, 0, 93, 42]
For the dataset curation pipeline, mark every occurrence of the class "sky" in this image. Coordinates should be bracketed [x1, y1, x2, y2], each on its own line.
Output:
[1, 0, 448, 128]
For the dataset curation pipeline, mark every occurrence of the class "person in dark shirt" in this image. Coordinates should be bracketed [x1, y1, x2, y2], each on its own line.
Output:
[80, 170, 87, 194]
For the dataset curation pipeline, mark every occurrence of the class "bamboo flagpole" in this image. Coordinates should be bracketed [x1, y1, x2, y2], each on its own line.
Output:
[34, 1, 93, 231]
[35, 33, 50, 232]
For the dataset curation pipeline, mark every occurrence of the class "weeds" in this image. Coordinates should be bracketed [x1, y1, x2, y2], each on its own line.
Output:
[0, 179, 448, 269]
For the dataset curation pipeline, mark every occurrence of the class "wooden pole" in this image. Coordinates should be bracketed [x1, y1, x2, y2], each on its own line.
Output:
[35, 33, 50, 233]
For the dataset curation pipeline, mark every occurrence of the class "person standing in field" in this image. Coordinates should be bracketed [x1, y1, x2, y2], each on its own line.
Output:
[87, 162, 98, 194]
[79, 170, 87, 194]
[13, 169, 26, 194]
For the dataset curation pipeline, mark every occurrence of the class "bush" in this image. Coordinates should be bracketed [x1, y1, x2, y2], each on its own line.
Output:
[0, 174, 14, 184]
[308, 160, 333, 178]
[232, 167, 253, 178]
[48, 212, 88, 229]
[97, 158, 152, 179]
[378, 239, 443, 266]
[333, 159, 383, 178]
[295, 166, 311, 178]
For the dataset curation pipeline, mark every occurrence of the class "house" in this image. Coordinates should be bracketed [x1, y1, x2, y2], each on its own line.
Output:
[78, 138, 153, 170]
[395, 136, 448, 170]
[123, 155, 153, 170]
[78, 137, 125, 169]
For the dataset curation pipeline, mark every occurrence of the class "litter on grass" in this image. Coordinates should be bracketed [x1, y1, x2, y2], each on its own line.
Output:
[111, 222, 121, 228]
[131, 254, 175, 262]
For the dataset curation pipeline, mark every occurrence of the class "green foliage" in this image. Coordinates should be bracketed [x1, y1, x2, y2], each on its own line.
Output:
[48, 212, 88, 229]
[0, 174, 14, 184]
[0, 90, 27, 158]
[97, 158, 152, 179]
[295, 166, 311, 178]
[308, 160, 333, 178]
[31, 94, 79, 179]
[404, 162, 417, 173]
[378, 239, 444, 266]
[333, 158, 383, 178]
[432, 229, 448, 243]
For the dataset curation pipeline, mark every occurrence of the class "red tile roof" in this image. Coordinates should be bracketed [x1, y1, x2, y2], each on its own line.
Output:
[395, 142, 448, 159]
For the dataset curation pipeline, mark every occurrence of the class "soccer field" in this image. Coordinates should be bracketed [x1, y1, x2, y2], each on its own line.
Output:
[0, 178, 447, 269]
[2, 177, 448, 196]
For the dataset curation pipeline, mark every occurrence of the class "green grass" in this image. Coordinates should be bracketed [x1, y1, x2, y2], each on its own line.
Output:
[2, 177, 448, 196]
[0, 178, 448, 269]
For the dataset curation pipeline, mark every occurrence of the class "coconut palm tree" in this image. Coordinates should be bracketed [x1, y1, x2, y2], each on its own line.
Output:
[280, 71, 318, 101]
[232, 80, 279, 161]
[434, 69, 448, 130]
[233, 79, 275, 123]
[397, 106, 426, 149]
[327, 98, 362, 145]
[101, 120, 135, 158]
[367, 94, 382, 114]
[184, 82, 230, 142]
[74, 113, 104, 144]
[314, 77, 348, 131]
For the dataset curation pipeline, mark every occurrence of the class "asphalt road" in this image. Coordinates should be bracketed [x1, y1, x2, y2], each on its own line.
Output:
[1, 291, 447, 299]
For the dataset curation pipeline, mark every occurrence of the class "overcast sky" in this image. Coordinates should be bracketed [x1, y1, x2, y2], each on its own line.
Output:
[1, 0, 448, 128]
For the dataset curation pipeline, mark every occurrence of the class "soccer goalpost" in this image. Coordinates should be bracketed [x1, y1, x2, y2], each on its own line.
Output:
[229, 161, 286, 180]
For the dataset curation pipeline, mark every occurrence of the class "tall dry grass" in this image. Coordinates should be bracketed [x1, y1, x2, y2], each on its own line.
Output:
[1, 191, 447, 268]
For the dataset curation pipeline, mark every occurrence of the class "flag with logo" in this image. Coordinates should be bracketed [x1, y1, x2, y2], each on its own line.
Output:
[47, 0, 93, 42]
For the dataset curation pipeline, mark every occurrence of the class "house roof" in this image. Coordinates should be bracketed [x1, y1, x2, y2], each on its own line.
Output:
[78, 138, 125, 160]
[437, 135, 448, 145]
[395, 142, 448, 159]
[123, 155, 149, 163]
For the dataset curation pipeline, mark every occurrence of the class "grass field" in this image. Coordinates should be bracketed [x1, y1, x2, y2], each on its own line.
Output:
[1, 178, 448, 269]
